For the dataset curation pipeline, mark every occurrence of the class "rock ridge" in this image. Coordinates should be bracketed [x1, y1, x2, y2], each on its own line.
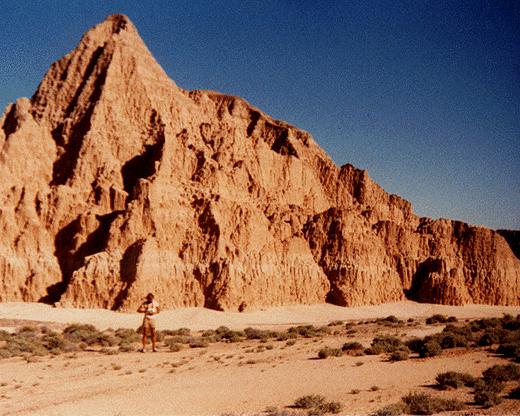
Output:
[0, 15, 518, 310]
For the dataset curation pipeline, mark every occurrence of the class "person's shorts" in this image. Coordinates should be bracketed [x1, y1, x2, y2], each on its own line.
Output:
[143, 317, 156, 330]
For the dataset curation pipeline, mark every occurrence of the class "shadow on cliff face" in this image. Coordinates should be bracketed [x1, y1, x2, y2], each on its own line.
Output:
[121, 109, 165, 204]
[497, 230, 520, 260]
[50, 46, 108, 186]
[112, 239, 145, 310]
[39, 211, 122, 304]
[405, 258, 443, 303]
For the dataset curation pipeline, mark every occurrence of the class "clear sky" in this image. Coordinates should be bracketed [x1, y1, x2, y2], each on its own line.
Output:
[1, 0, 518, 230]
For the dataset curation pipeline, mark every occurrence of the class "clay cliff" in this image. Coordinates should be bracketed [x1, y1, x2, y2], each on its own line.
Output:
[0, 15, 518, 310]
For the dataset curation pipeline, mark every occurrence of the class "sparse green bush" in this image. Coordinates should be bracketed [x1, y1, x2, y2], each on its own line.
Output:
[435, 371, 476, 389]
[401, 392, 465, 414]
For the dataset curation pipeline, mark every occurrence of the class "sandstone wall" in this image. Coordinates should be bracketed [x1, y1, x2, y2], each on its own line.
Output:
[0, 14, 518, 310]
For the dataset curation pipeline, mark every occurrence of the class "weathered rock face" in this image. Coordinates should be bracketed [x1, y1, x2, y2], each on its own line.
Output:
[0, 14, 518, 310]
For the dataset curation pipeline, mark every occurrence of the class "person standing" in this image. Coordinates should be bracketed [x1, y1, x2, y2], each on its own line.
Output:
[137, 293, 160, 352]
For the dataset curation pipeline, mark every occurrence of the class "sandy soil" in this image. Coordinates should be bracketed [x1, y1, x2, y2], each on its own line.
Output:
[1, 301, 518, 332]
[1, 301, 519, 416]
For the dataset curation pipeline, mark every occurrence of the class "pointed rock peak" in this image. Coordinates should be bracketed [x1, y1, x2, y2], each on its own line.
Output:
[104, 14, 132, 33]
[80, 13, 140, 48]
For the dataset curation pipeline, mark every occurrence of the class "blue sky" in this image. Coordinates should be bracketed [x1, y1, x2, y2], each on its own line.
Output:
[1, 1, 518, 229]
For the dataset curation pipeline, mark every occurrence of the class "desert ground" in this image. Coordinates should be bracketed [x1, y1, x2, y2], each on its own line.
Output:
[1, 301, 519, 416]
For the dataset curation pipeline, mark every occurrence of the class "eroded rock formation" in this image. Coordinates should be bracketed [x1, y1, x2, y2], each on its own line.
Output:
[0, 15, 518, 310]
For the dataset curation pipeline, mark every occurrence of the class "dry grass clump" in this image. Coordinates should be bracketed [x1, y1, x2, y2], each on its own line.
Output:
[287, 325, 329, 339]
[366, 335, 410, 356]
[244, 327, 277, 341]
[374, 315, 405, 327]
[317, 347, 343, 359]
[293, 394, 342, 415]
[471, 363, 520, 407]
[317, 341, 365, 359]
[435, 371, 476, 389]
[341, 341, 364, 355]
[375, 392, 465, 415]
[405, 324, 473, 359]
[389, 349, 409, 361]
[189, 339, 209, 348]
[425, 314, 457, 325]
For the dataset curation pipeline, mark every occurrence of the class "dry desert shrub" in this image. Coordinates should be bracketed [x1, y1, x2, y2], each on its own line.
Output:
[341, 341, 364, 356]
[473, 379, 503, 407]
[389, 349, 409, 361]
[401, 392, 465, 414]
[287, 325, 328, 338]
[317, 346, 342, 359]
[482, 363, 520, 383]
[366, 335, 409, 356]
[294, 394, 326, 409]
[164, 339, 182, 352]
[371, 401, 408, 416]
[189, 339, 209, 348]
[435, 371, 476, 389]
[425, 314, 455, 324]
[244, 327, 276, 341]
[293, 394, 342, 415]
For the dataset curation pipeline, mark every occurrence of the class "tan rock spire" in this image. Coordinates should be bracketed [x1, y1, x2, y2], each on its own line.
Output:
[0, 15, 518, 310]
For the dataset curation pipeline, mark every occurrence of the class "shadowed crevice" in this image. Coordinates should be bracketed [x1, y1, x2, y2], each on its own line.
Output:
[2, 104, 18, 137]
[271, 128, 298, 157]
[39, 211, 123, 304]
[405, 258, 443, 302]
[497, 229, 520, 260]
[50, 47, 109, 185]
[112, 239, 145, 310]
[246, 110, 261, 137]
[121, 110, 165, 203]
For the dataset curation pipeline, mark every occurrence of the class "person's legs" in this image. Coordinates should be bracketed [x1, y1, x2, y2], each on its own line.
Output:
[151, 327, 157, 352]
[141, 323, 148, 352]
